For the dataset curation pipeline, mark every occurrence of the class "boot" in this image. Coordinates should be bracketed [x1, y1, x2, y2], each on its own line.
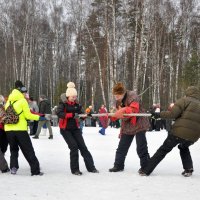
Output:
[32, 135, 39, 139]
[89, 168, 99, 173]
[48, 135, 53, 139]
[181, 169, 193, 177]
[11, 167, 18, 175]
[72, 170, 83, 176]
[31, 172, 44, 176]
[109, 166, 124, 172]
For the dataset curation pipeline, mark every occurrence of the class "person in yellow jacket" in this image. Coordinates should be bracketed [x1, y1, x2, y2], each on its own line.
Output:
[5, 80, 46, 176]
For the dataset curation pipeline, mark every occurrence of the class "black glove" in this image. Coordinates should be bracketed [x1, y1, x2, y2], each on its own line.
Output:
[154, 113, 160, 119]
[87, 113, 92, 117]
[73, 113, 79, 119]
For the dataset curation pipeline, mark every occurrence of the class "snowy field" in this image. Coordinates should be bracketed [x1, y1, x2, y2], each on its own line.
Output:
[1, 126, 200, 200]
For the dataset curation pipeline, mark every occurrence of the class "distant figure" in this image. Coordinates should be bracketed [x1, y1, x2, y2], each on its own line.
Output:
[33, 95, 53, 139]
[28, 97, 39, 136]
[98, 105, 108, 135]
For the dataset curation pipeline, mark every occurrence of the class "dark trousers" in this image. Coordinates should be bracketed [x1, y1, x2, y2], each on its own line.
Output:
[114, 131, 150, 169]
[0, 129, 8, 153]
[6, 131, 40, 174]
[143, 134, 193, 175]
[29, 121, 38, 135]
[60, 129, 95, 173]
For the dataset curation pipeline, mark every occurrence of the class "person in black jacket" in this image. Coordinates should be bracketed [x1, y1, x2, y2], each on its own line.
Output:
[33, 95, 53, 139]
[56, 82, 99, 175]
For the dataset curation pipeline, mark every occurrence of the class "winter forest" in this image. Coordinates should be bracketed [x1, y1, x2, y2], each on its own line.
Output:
[0, 0, 199, 110]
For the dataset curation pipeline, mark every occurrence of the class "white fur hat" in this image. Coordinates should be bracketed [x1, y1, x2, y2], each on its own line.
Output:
[66, 82, 77, 97]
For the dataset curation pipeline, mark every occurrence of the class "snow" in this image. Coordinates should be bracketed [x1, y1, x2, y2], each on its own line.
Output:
[1, 127, 200, 200]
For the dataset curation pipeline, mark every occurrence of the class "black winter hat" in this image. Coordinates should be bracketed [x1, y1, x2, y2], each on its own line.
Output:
[15, 80, 27, 93]
[15, 80, 24, 88]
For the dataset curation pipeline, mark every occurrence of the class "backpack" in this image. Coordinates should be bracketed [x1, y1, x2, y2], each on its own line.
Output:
[0, 101, 22, 124]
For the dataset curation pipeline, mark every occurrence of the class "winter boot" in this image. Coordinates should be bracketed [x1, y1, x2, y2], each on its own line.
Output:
[109, 166, 124, 172]
[31, 172, 44, 176]
[72, 170, 83, 176]
[181, 169, 193, 177]
[1, 168, 10, 173]
[138, 169, 148, 176]
[48, 135, 53, 139]
[32, 135, 39, 139]
[11, 167, 18, 175]
[89, 168, 99, 173]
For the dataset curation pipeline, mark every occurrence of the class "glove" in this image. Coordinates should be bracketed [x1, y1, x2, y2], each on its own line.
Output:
[114, 107, 127, 119]
[39, 116, 47, 121]
[87, 113, 92, 117]
[73, 113, 79, 119]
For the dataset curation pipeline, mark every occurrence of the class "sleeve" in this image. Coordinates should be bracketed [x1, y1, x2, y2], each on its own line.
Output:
[160, 98, 185, 119]
[56, 102, 66, 119]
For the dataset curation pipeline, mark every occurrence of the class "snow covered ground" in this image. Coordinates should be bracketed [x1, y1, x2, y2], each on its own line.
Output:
[1, 127, 200, 200]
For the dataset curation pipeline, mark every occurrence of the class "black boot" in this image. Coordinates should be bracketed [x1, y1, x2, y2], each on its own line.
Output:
[109, 166, 124, 172]
[72, 170, 83, 176]
[181, 169, 193, 177]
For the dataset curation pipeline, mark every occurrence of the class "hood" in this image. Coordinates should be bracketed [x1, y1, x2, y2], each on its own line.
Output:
[185, 86, 200, 99]
[60, 93, 67, 103]
[8, 89, 24, 102]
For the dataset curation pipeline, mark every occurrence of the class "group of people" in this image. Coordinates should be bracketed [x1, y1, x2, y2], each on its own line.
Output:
[1, 80, 200, 178]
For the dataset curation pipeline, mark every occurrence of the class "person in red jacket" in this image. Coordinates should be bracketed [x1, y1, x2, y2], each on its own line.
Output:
[109, 82, 150, 172]
[56, 82, 99, 175]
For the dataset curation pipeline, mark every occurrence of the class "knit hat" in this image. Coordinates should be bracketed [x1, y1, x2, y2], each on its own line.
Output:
[112, 82, 126, 95]
[66, 82, 77, 97]
[15, 80, 27, 93]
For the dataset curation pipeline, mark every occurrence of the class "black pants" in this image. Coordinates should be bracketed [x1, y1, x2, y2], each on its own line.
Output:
[29, 121, 38, 135]
[114, 131, 150, 169]
[6, 131, 40, 174]
[60, 129, 95, 173]
[0, 129, 8, 153]
[143, 134, 194, 175]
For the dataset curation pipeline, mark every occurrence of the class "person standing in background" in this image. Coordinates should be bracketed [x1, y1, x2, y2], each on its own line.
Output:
[28, 97, 39, 136]
[33, 94, 53, 139]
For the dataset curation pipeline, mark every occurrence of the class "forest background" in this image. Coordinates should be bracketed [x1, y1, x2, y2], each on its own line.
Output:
[0, 0, 199, 111]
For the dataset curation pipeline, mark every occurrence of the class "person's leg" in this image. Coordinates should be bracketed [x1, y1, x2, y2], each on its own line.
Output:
[110, 134, 134, 171]
[45, 120, 53, 137]
[0, 149, 9, 171]
[34, 120, 46, 137]
[178, 140, 194, 171]
[0, 129, 8, 153]
[60, 130, 80, 173]
[135, 131, 150, 169]
[17, 131, 40, 175]
[72, 129, 96, 172]
[142, 135, 179, 175]
[33, 121, 38, 135]
[6, 131, 19, 170]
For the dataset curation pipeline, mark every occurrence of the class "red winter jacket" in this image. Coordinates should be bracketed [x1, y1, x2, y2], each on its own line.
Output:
[57, 101, 80, 130]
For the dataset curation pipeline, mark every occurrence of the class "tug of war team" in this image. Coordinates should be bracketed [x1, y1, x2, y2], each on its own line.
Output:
[0, 80, 200, 177]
